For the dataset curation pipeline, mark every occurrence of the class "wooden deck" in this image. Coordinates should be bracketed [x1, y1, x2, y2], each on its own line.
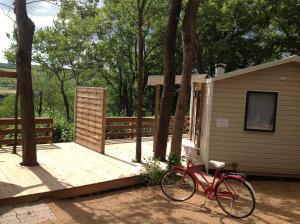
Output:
[0, 142, 144, 206]
[0, 136, 202, 206]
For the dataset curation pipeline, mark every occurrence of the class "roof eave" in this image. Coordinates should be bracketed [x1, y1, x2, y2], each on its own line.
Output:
[213, 55, 300, 82]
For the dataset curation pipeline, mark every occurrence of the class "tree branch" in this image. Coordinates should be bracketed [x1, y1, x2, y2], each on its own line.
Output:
[26, 0, 59, 7]
[0, 2, 13, 10]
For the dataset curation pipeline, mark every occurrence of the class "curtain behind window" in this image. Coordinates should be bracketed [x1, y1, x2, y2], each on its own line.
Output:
[246, 92, 276, 130]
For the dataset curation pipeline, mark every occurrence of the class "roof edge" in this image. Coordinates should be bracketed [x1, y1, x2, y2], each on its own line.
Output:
[214, 55, 300, 82]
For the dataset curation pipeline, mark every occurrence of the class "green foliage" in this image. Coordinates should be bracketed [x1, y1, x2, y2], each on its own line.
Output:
[53, 116, 73, 143]
[167, 153, 182, 170]
[0, 96, 16, 118]
[2, 0, 299, 121]
[197, 0, 299, 75]
[141, 158, 165, 186]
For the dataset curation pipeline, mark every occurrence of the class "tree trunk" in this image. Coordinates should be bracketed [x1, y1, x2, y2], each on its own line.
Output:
[128, 83, 133, 117]
[136, 0, 146, 163]
[171, 0, 201, 157]
[154, 0, 182, 161]
[60, 80, 70, 121]
[15, 0, 38, 166]
[192, 28, 204, 73]
[38, 90, 43, 117]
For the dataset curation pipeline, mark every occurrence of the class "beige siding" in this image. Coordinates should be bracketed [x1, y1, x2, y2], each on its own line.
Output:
[200, 80, 213, 168]
[209, 62, 300, 176]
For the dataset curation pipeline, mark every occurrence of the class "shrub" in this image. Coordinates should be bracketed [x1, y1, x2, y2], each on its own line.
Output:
[167, 153, 181, 170]
[53, 117, 73, 143]
[141, 158, 165, 186]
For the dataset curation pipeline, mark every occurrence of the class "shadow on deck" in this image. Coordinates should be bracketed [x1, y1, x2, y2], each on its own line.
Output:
[0, 135, 192, 206]
[0, 140, 148, 206]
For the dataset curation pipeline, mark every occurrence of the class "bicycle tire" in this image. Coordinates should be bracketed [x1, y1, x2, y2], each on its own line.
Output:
[215, 178, 255, 218]
[160, 169, 196, 201]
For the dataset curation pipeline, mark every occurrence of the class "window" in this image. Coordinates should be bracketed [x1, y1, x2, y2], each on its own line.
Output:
[244, 91, 278, 132]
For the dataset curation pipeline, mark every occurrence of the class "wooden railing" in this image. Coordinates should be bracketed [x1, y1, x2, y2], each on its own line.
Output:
[105, 116, 189, 139]
[0, 118, 53, 148]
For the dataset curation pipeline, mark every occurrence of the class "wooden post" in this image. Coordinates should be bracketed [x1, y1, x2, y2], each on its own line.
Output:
[189, 83, 195, 140]
[196, 83, 205, 148]
[101, 89, 107, 154]
[153, 85, 160, 151]
[73, 87, 77, 142]
[0, 134, 3, 149]
[13, 80, 19, 154]
[49, 119, 53, 145]
[130, 119, 134, 139]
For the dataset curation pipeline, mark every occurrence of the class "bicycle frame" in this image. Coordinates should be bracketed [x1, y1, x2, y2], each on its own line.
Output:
[172, 158, 246, 200]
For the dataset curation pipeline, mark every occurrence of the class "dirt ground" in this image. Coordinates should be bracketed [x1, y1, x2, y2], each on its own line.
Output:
[1, 180, 300, 224]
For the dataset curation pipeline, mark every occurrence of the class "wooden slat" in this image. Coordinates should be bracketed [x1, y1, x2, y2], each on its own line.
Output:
[105, 116, 190, 139]
[76, 107, 104, 116]
[1, 139, 22, 145]
[0, 118, 53, 147]
[0, 71, 17, 78]
[36, 136, 53, 143]
[106, 125, 135, 130]
[106, 117, 136, 123]
[106, 130, 154, 138]
[77, 93, 104, 100]
[75, 129, 102, 141]
[75, 123, 103, 135]
[76, 102, 104, 111]
[76, 118, 103, 129]
[0, 118, 52, 126]
[35, 118, 53, 124]
[0, 128, 21, 135]
[106, 132, 135, 138]
[1, 136, 52, 145]
[77, 97, 103, 105]
[75, 135, 101, 147]
[0, 127, 52, 135]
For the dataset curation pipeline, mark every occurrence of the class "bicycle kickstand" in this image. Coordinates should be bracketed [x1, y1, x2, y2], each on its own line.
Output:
[200, 195, 208, 208]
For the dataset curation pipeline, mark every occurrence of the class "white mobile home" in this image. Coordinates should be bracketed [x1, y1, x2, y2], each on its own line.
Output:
[148, 55, 300, 177]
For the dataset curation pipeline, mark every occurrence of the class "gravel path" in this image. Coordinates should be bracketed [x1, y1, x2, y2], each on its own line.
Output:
[0, 180, 299, 224]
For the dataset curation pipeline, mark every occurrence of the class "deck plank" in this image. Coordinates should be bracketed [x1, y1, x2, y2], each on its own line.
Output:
[0, 136, 199, 206]
[0, 142, 142, 205]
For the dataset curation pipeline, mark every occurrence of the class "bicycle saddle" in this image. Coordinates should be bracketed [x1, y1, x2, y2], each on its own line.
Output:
[209, 160, 225, 169]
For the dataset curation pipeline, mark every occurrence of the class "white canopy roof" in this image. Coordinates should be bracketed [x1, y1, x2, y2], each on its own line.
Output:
[147, 74, 207, 86]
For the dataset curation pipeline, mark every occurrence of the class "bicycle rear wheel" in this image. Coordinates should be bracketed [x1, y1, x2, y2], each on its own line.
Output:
[215, 178, 255, 218]
[160, 169, 196, 201]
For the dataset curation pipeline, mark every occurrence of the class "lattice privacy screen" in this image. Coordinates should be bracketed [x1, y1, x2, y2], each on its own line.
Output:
[74, 87, 106, 153]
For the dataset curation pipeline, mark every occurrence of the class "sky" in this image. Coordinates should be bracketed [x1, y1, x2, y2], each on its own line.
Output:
[0, 0, 60, 62]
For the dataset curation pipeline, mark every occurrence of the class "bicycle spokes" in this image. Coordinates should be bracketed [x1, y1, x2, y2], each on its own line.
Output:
[161, 170, 196, 201]
[216, 179, 255, 218]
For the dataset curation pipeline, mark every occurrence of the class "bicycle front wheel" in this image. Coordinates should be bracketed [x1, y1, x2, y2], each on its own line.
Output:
[215, 178, 255, 218]
[160, 169, 196, 201]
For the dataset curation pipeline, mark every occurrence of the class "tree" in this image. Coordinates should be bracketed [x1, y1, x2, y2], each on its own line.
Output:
[33, 1, 98, 121]
[135, 0, 146, 163]
[15, 0, 37, 166]
[171, 0, 201, 157]
[154, 0, 182, 161]
[94, 0, 167, 116]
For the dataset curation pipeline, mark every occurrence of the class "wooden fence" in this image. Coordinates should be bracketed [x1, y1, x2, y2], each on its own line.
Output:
[106, 116, 189, 139]
[74, 87, 106, 153]
[0, 118, 53, 148]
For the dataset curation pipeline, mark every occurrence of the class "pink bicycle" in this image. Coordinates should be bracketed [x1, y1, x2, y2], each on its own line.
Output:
[160, 152, 256, 218]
